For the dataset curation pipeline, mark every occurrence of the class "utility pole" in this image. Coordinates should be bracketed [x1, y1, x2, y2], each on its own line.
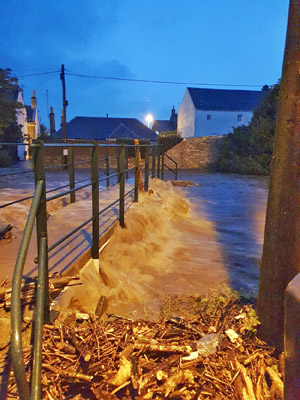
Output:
[257, 0, 300, 352]
[60, 64, 68, 142]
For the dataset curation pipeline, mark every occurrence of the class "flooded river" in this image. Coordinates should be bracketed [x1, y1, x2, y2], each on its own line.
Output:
[175, 171, 268, 294]
[0, 164, 268, 318]
[55, 172, 268, 319]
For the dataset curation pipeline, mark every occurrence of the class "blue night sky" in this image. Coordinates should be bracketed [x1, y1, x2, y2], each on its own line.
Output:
[0, 0, 289, 129]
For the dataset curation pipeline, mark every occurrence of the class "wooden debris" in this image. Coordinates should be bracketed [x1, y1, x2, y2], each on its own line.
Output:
[0, 224, 13, 240]
[3, 275, 80, 309]
[4, 288, 283, 399]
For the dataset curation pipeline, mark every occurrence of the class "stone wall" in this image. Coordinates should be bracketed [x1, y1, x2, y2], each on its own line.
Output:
[165, 135, 224, 170]
[43, 143, 120, 169]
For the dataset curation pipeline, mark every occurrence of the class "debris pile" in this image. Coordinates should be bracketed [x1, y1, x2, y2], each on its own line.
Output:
[6, 288, 283, 399]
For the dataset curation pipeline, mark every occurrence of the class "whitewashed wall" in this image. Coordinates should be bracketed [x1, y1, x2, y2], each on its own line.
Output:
[177, 90, 196, 138]
[194, 109, 253, 137]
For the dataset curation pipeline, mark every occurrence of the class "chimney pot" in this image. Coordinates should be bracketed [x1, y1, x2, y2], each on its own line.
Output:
[31, 89, 37, 109]
[50, 106, 55, 133]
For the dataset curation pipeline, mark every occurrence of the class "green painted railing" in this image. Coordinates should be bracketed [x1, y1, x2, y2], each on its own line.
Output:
[3, 140, 177, 399]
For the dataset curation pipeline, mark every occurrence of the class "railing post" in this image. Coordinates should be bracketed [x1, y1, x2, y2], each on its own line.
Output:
[157, 145, 161, 178]
[91, 142, 99, 259]
[105, 146, 110, 187]
[161, 145, 165, 180]
[134, 143, 140, 202]
[68, 147, 76, 203]
[151, 145, 156, 179]
[145, 144, 150, 191]
[33, 140, 50, 323]
[31, 235, 47, 400]
[117, 146, 121, 183]
[125, 145, 129, 179]
[119, 144, 125, 228]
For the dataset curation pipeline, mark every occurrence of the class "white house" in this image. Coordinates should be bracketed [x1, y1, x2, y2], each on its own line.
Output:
[178, 87, 267, 138]
[13, 88, 40, 160]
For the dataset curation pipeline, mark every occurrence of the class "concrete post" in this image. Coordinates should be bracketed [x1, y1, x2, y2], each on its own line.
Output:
[284, 273, 300, 399]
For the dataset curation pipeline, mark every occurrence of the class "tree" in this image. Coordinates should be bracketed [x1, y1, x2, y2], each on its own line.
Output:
[257, 0, 300, 352]
[215, 83, 280, 175]
[39, 123, 49, 139]
[0, 68, 22, 143]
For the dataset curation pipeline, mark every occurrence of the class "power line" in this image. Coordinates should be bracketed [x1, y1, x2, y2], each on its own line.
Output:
[65, 71, 265, 88]
[16, 70, 60, 78]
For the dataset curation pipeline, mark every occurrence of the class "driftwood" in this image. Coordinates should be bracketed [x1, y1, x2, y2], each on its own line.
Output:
[2, 276, 80, 309]
[0, 224, 13, 240]
[5, 288, 283, 399]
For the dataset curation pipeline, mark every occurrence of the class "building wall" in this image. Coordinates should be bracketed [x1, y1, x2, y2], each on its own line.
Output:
[15, 90, 27, 161]
[177, 90, 196, 138]
[165, 136, 224, 170]
[194, 109, 253, 137]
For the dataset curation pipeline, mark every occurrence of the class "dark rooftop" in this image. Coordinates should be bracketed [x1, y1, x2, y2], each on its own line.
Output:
[54, 116, 158, 141]
[108, 123, 139, 139]
[187, 88, 267, 111]
[2, 86, 21, 102]
[25, 106, 36, 122]
[152, 106, 177, 133]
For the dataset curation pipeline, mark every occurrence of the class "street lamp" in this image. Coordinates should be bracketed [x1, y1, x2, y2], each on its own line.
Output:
[145, 113, 154, 128]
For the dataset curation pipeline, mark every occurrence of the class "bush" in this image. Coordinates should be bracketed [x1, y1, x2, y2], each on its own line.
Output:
[0, 150, 11, 167]
[158, 130, 181, 152]
[215, 83, 279, 175]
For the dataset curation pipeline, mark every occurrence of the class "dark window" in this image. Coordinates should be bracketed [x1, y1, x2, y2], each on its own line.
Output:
[207, 114, 211, 121]
[238, 114, 242, 122]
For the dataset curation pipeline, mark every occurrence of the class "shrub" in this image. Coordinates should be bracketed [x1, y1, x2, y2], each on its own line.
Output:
[158, 130, 181, 152]
[215, 83, 279, 175]
[0, 150, 11, 167]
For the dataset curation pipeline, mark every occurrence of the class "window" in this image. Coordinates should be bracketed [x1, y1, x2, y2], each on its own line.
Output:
[207, 114, 211, 121]
[238, 114, 242, 122]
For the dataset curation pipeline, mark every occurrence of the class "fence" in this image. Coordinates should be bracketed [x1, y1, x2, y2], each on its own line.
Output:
[0, 141, 177, 400]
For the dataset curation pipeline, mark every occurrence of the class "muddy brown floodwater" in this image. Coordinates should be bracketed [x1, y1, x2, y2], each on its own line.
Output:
[0, 163, 268, 320]
[55, 173, 268, 320]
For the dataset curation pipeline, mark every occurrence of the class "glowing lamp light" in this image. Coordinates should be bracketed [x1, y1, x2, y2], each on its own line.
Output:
[145, 113, 154, 128]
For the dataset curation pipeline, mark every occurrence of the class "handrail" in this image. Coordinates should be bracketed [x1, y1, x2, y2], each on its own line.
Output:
[164, 152, 178, 180]
[10, 179, 44, 400]
[9, 140, 169, 398]
[0, 169, 34, 179]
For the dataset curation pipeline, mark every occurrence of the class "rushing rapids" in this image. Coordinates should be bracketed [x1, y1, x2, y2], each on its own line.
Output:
[55, 179, 230, 319]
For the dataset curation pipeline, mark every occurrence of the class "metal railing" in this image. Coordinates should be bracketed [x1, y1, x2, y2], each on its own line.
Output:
[164, 152, 178, 180]
[5, 140, 177, 399]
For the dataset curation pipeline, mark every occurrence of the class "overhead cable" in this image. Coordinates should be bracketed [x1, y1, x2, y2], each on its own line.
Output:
[65, 71, 264, 88]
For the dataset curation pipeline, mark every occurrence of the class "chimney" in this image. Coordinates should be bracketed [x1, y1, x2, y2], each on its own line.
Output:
[106, 113, 108, 118]
[171, 105, 175, 118]
[50, 106, 56, 134]
[31, 90, 37, 109]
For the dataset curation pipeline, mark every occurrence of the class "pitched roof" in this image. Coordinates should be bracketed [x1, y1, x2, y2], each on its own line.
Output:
[54, 116, 158, 141]
[152, 120, 175, 133]
[25, 106, 36, 122]
[108, 123, 138, 139]
[2, 86, 21, 102]
[152, 107, 178, 133]
[187, 88, 267, 111]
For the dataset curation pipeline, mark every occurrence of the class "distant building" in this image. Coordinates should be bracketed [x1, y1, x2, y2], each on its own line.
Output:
[53, 116, 158, 141]
[152, 106, 177, 134]
[178, 87, 267, 138]
[4, 86, 40, 160]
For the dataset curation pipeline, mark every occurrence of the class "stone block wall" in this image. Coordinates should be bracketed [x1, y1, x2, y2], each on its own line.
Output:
[165, 135, 224, 170]
[43, 142, 120, 169]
